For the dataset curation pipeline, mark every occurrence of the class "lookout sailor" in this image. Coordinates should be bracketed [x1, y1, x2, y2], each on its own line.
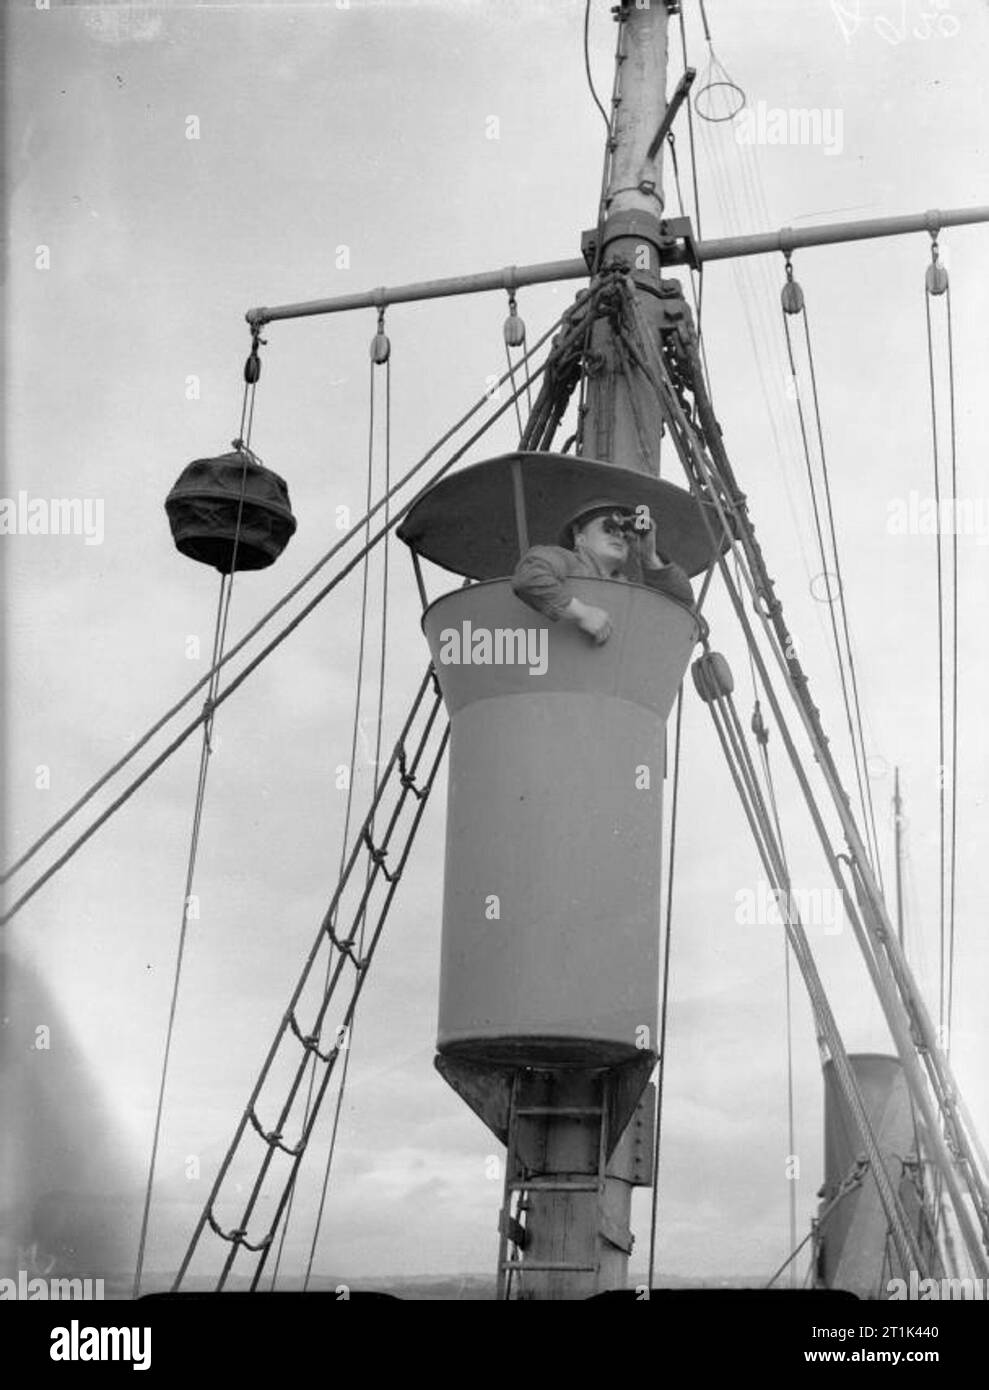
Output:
[511, 498, 694, 644]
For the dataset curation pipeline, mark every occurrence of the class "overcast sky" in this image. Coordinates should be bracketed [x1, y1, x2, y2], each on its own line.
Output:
[3, 0, 988, 1293]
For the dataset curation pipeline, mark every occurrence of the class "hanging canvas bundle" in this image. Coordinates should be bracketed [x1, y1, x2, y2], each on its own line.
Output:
[164, 447, 297, 573]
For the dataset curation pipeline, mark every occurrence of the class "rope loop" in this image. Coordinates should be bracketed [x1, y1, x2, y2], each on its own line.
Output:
[809, 570, 842, 605]
[693, 47, 745, 123]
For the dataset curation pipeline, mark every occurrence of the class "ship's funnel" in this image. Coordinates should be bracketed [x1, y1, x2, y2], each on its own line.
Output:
[423, 575, 698, 1067]
[819, 1054, 934, 1297]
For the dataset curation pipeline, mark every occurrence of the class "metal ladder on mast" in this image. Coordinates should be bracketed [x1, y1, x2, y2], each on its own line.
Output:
[497, 1069, 639, 1300]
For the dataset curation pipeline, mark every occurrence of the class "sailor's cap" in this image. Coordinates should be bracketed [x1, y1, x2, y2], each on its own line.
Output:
[558, 497, 636, 546]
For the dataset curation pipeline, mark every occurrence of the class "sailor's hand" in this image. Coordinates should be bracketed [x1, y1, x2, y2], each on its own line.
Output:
[575, 603, 613, 644]
[561, 596, 612, 643]
[633, 512, 660, 566]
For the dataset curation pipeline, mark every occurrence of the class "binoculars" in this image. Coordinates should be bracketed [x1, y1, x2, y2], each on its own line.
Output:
[602, 510, 651, 537]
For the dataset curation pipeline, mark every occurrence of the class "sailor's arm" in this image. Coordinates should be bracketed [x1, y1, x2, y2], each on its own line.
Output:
[633, 516, 695, 606]
[511, 546, 613, 644]
[640, 555, 695, 607]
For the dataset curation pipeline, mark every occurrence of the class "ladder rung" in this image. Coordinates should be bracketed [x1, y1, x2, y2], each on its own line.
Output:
[515, 1106, 603, 1117]
[500, 1260, 597, 1273]
[509, 1179, 599, 1192]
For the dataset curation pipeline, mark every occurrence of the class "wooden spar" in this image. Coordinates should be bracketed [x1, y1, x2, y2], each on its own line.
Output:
[699, 205, 989, 262]
[245, 205, 989, 326]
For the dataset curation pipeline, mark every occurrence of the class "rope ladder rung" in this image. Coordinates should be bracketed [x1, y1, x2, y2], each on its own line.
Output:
[322, 927, 366, 969]
[397, 746, 427, 800]
[248, 1106, 303, 1157]
[361, 827, 398, 883]
[287, 1011, 335, 1063]
[206, 1209, 271, 1253]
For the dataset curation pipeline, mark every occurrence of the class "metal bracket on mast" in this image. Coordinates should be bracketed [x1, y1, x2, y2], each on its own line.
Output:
[581, 216, 699, 273]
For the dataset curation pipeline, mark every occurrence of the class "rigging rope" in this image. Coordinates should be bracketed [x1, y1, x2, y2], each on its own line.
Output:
[521, 274, 622, 453]
[675, 3, 707, 356]
[764, 1158, 868, 1289]
[779, 259, 885, 891]
[505, 346, 524, 440]
[923, 238, 961, 1252]
[268, 328, 392, 1288]
[693, 120, 821, 603]
[944, 284, 959, 1047]
[303, 335, 393, 1290]
[802, 298, 885, 895]
[619, 279, 986, 1271]
[697, 657, 925, 1276]
[682, 0, 840, 687]
[131, 580, 227, 1300]
[171, 668, 449, 1291]
[132, 360, 261, 1297]
[575, 4, 624, 446]
[709, 416, 981, 1270]
[582, 0, 611, 133]
[925, 279, 947, 1040]
[923, 237, 959, 1048]
[647, 683, 683, 1291]
[503, 292, 532, 438]
[691, 0, 745, 126]
[0, 318, 565, 925]
[751, 701, 799, 1287]
[665, 129, 711, 401]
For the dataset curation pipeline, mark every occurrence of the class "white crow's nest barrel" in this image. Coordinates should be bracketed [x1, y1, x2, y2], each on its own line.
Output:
[426, 576, 698, 1067]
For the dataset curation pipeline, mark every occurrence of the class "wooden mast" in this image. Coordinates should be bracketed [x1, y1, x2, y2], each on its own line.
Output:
[497, 5, 677, 1299]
